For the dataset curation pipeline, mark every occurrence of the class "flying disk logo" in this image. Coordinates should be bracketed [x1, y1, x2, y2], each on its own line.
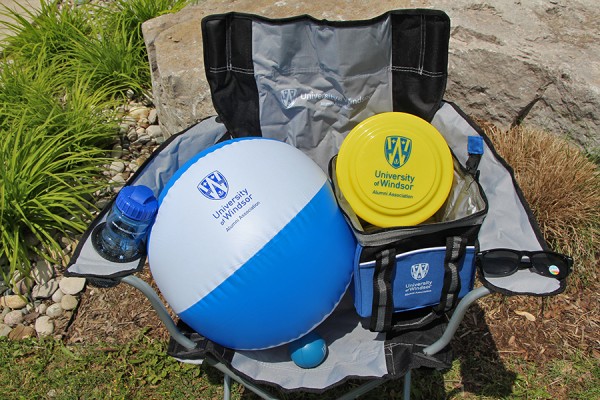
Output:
[280, 89, 297, 109]
[385, 136, 412, 169]
[411, 263, 429, 281]
[197, 171, 228, 200]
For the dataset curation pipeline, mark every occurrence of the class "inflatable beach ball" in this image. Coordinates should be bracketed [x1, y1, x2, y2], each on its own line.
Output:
[148, 138, 356, 350]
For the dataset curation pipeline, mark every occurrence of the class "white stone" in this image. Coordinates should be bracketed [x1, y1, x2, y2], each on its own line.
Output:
[59, 277, 86, 295]
[138, 118, 150, 128]
[119, 122, 130, 135]
[111, 144, 123, 159]
[110, 174, 127, 185]
[45, 303, 64, 318]
[146, 125, 163, 139]
[60, 294, 79, 311]
[36, 303, 48, 315]
[129, 106, 150, 121]
[135, 134, 152, 145]
[31, 261, 55, 285]
[127, 128, 138, 142]
[34, 316, 54, 337]
[0, 323, 11, 337]
[32, 279, 60, 299]
[4, 310, 24, 327]
[0, 295, 27, 310]
[109, 161, 125, 174]
[148, 109, 158, 124]
[12, 278, 33, 296]
[51, 288, 64, 303]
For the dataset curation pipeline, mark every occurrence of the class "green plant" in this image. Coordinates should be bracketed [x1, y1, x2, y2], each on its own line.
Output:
[0, 0, 92, 67]
[0, 63, 116, 284]
[104, 0, 192, 42]
[64, 25, 150, 97]
[0, 0, 196, 286]
[91, 0, 194, 95]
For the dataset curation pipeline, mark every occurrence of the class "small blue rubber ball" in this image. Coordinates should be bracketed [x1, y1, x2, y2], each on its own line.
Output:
[289, 331, 328, 369]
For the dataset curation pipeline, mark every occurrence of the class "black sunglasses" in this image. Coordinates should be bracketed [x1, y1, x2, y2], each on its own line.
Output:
[477, 249, 572, 280]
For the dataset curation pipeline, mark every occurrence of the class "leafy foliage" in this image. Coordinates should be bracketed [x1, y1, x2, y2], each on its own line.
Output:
[0, 61, 116, 282]
[0, 0, 195, 285]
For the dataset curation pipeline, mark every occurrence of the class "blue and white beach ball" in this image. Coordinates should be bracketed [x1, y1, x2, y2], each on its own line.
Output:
[148, 138, 355, 350]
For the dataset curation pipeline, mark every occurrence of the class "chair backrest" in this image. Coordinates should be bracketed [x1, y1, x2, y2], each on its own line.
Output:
[202, 10, 450, 170]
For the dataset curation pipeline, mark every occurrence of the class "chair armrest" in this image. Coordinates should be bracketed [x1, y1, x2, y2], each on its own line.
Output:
[422, 286, 491, 356]
[120, 275, 197, 350]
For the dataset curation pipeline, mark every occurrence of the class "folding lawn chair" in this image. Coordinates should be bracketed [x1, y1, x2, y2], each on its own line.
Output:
[66, 9, 571, 399]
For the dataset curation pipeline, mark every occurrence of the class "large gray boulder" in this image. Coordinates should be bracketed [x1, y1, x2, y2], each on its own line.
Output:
[143, 0, 599, 153]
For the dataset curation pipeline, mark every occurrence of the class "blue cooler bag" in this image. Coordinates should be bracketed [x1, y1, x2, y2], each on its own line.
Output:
[330, 157, 488, 332]
[354, 246, 476, 317]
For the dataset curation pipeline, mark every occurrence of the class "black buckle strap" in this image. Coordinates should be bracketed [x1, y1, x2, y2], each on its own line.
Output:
[434, 236, 467, 314]
[369, 236, 467, 333]
[369, 248, 397, 332]
[466, 136, 484, 177]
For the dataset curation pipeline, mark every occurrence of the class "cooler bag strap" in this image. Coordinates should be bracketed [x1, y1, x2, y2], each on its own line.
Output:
[370, 235, 468, 332]
[434, 236, 467, 314]
[369, 248, 397, 332]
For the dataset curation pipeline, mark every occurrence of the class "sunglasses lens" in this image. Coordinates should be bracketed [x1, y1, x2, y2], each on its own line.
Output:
[481, 250, 520, 277]
[531, 253, 568, 279]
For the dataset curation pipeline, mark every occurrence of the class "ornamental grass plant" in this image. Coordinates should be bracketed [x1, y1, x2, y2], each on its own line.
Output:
[0, 0, 196, 288]
[0, 60, 116, 285]
[482, 123, 600, 288]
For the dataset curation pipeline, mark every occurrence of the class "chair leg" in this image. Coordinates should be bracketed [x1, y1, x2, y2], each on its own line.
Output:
[224, 374, 231, 400]
[403, 370, 411, 400]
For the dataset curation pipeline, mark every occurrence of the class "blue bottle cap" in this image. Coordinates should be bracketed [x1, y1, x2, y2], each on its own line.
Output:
[115, 185, 158, 221]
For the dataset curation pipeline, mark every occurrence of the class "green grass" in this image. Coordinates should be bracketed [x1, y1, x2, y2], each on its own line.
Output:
[0, 331, 597, 399]
[0, 332, 224, 400]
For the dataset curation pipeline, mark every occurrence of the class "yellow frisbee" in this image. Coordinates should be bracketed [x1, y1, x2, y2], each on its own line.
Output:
[336, 112, 454, 227]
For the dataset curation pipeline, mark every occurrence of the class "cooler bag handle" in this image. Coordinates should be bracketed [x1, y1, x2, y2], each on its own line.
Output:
[434, 236, 468, 314]
[369, 248, 397, 332]
[369, 236, 467, 332]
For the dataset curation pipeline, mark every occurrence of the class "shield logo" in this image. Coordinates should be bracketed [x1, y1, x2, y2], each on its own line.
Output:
[411, 263, 429, 281]
[384, 136, 412, 169]
[280, 89, 297, 109]
[197, 171, 229, 200]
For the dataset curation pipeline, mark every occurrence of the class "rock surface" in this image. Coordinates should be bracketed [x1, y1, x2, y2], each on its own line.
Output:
[58, 277, 86, 296]
[143, 0, 599, 152]
[8, 324, 36, 340]
[4, 310, 24, 327]
[34, 315, 54, 337]
[0, 295, 27, 310]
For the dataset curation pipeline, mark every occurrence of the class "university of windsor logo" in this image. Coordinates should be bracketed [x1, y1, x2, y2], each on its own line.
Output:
[280, 89, 297, 109]
[385, 136, 412, 168]
[197, 171, 229, 200]
[411, 263, 429, 281]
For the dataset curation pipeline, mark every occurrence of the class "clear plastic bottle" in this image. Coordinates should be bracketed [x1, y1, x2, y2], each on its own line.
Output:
[95, 185, 158, 262]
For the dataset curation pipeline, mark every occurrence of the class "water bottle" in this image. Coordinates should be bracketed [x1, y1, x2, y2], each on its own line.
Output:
[95, 185, 158, 262]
